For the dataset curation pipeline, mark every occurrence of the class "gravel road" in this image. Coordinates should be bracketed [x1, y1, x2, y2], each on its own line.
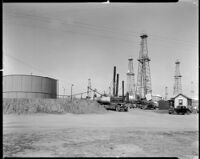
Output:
[3, 109, 199, 158]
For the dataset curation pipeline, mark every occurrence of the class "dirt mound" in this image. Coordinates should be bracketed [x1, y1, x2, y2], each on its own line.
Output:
[3, 98, 107, 115]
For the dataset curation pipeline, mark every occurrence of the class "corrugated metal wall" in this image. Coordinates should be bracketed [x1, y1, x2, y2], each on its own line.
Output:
[3, 75, 58, 98]
[158, 100, 170, 110]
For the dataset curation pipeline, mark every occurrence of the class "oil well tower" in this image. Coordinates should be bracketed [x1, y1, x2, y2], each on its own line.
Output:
[173, 60, 182, 96]
[136, 33, 152, 99]
[126, 58, 136, 100]
[87, 78, 92, 98]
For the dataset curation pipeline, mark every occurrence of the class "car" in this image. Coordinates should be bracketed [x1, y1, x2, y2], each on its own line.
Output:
[168, 106, 175, 114]
[104, 103, 128, 112]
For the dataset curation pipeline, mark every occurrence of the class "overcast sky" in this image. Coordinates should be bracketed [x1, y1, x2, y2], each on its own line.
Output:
[3, 1, 198, 99]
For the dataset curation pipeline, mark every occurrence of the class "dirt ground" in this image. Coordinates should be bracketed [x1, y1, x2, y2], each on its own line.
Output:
[3, 109, 199, 158]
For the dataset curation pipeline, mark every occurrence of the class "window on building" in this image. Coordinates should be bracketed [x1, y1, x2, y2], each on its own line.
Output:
[179, 99, 183, 105]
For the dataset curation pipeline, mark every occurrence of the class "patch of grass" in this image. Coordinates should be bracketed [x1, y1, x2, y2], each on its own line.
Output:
[3, 98, 107, 115]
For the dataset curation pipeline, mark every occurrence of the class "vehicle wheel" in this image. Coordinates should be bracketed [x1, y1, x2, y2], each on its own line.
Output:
[116, 105, 121, 112]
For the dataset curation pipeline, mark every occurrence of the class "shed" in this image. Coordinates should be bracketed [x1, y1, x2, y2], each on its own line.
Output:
[152, 94, 162, 102]
[158, 100, 170, 110]
[172, 93, 192, 108]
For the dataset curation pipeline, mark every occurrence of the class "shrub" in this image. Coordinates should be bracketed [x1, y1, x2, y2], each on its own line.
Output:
[3, 98, 107, 115]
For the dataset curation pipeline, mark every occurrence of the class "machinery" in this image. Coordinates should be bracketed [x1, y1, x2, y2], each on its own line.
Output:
[135, 98, 157, 110]
[135, 94, 157, 110]
[96, 67, 128, 112]
[103, 96, 128, 112]
[168, 105, 192, 115]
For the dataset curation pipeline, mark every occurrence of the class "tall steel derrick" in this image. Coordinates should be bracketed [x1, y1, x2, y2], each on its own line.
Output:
[87, 78, 92, 98]
[126, 58, 136, 99]
[190, 81, 194, 98]
[173, 60, 182, 96]
[165, 86, 168, 100]
[136, 34, 152, 99]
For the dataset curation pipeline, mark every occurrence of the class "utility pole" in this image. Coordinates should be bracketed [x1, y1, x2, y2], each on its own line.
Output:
[71, 84, 74, 101]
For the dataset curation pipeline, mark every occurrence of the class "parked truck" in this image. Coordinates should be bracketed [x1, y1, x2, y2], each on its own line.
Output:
[97, 96, 128, 112]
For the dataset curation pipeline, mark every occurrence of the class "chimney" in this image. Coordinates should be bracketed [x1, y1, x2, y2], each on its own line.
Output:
[113, 66, 116, 96]
[116, 74, 119, 96]
[122, 80, 124, 102]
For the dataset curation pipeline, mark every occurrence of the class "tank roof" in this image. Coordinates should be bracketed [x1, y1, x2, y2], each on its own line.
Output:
[3, 74, 58, 81]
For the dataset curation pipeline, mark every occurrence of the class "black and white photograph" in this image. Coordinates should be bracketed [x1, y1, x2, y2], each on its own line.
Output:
[3, 0, 199, 158]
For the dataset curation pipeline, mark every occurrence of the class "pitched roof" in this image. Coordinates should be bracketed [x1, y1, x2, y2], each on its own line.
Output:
[172, 93, 192, 100]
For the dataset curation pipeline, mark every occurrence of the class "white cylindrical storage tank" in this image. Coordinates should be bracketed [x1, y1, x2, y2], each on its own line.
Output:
[3, 74, 58, 98]
[129, 95, 135, 102]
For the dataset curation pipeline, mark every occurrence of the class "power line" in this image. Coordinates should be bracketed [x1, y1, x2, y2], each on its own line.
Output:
[4, 53, 52, 77]
[4, 15, 195, 55]
[5, 12, 197, 47]
[4, 53, 84, 95]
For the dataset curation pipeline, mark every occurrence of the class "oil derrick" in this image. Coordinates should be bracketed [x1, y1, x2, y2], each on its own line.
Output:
[108, 86, 111, 96]
[173, 60, 182, 96]
[126, 58, 136, 99]
[87, 78, 92, 99]
[165, 86, 168, 100]
[190, 81, 194, 98]
[136, 34, 152, 99]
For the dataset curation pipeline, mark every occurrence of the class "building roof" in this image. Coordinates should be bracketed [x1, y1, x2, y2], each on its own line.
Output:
[172, 93, 192, 100]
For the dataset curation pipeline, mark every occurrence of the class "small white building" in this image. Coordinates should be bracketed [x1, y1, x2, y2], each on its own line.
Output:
[173, 93, 192, 108]
[152, 94, 162, 102]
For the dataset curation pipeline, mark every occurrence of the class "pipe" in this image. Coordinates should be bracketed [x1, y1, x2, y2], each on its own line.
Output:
[113, 66, 116, 96]
[116, 74, 119, 96]
[122, 80, 124, 102]
[126, 92, 129, 102]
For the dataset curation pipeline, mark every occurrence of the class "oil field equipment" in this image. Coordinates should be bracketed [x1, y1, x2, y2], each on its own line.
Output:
[126, 58, 136, 102]
[173, 60, 182, 96]
[136, 33, 152, 99]
[97, 66, 128, 112]
[165, 86, 168, 100]
[86, 78, 92, 99]
[3, 74, 58, 98]
[169, 93, 192, 115]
